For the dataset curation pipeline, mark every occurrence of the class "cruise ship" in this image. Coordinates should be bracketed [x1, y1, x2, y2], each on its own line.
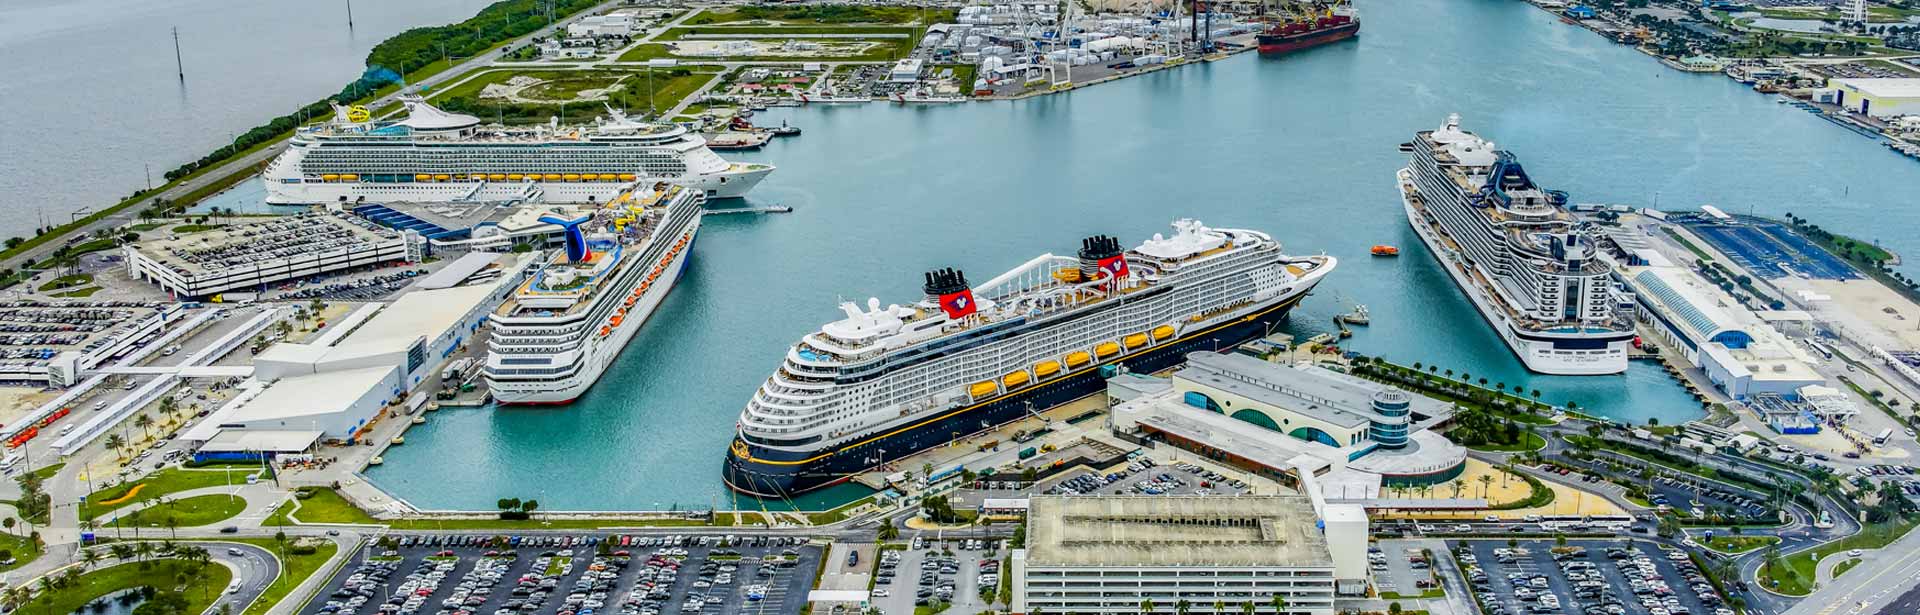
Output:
[1398, 114, 1632, 375]
[723, 220, 1336, 497]
[263, 97, 773, 205]
[484, 182, 703, 405]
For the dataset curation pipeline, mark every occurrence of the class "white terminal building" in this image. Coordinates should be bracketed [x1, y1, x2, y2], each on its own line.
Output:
[1617, 248, 1822, 400]
[1012, 495, 1346, 615]
[181, 255, 531, 460]
[124, 211, 421, 299]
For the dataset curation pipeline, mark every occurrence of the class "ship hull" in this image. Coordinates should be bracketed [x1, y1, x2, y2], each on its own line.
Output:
[721, 290, 1315, 498]
[1397, 169, 1630, 376]
[489, 219, 701, 405]
[1257, 22, 1359, 54]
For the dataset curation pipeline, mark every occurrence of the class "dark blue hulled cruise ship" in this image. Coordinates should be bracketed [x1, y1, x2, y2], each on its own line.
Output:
[723, 220, 1337, 497]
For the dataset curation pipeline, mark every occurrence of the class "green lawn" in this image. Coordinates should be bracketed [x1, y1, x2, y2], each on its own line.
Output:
[430, 69, 718, 121]
[171, 224, 226, 234]
[27, 462, 64, 481]
[228, 537, 342, 615]
[54, 287, 102, 298]
[115, 494, 248, 528]
[20, 560, 231, 615]
[0, 531, 42, 572]
[37, 273, 93, 292]
[1467, 432, 1548, 453]
[618, 39, 909, 63]
[84, 468, 257, 521]
[285, 487, 380, 525]
[653, 25, 916, 40]
[1834, 557, 1862, 578]
[682, 6, 947, 25]
[1700, 534, 1778, 554]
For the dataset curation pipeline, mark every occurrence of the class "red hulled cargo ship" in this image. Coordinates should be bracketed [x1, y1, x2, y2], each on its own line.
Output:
[1257, 3, 1359, 54]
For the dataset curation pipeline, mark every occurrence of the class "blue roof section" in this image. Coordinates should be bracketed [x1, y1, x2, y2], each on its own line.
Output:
[1633, 269, 1752, 349]
[352, 204, 470, 240]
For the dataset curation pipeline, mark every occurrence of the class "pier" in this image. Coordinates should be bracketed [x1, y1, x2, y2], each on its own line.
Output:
[706, 205, 793, 215]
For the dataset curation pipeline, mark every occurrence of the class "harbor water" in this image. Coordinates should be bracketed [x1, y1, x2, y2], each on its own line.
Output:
[0, 0, 492, 237]
[359, 0, 1920, 510]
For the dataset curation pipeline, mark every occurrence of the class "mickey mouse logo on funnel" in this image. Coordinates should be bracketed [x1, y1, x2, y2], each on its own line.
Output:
[923, 267, 976, 319]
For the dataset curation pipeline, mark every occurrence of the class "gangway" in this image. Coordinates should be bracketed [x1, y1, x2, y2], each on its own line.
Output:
[458, 180, 487, 202]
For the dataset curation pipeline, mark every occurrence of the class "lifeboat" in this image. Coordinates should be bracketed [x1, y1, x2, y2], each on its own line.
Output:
[1152, 325, 1176, 340]
[1002, 371, 1030, 388]
[970, 381, 998, 397]
[414, 174, 432, 181]
[619, 173, 637, 181]
[434, 174, 451, 181]
[1034, 361, 1062, 378]
[1095, 341, 1121, 357]
[543, 173, 563, 181]
[599, 325, 611, 336]
[563, 174, 581, 181]
[489, 173, 507, 181]
[1065, 351, 1092, 367]
[321, 174, 340, 181]
[508, 173, 525, 181]
[341, 174, 359, 181]
[1371, 245, 1400, 257]
[610, 315, 624, 326]
[1124, 333, 1149, 349]
[624, 296, 637, 307]
[581, 173, 598, 181]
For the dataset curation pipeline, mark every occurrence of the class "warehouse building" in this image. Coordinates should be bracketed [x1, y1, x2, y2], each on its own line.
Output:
[1825, 78, 1920, 118]
[1012, 496, 1339, 615]
[124, 211, 421, 298]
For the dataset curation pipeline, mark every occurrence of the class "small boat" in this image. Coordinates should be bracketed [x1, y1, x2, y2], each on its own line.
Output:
[1341, 304, 1370, 325]
[770, 120, 801, 137]
[1371, 245, 1400, 257]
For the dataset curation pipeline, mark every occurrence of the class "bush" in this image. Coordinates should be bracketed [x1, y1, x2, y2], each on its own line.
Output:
[289, 545, 318, 555]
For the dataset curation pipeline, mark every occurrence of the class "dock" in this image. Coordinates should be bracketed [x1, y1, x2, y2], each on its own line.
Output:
[706, 205, 792, 215]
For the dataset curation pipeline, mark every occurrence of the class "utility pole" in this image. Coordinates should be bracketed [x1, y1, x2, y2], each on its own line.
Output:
[346, 0, 355, 28]
[172, 27, 185, 81]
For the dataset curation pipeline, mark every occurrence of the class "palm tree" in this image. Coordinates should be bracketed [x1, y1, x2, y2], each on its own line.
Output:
[1478, 474, 1494, 499]
[1269, 594, 1288, 613]
[1451, 478, 1468, 499]
[1214, 600, 1226, 614]
[104, 433, 126, 459]
[1240, 601, 1255, 615]
[1177, 599, 1192, 615]
[134, 413, 153, 440]
[79, 547, 100, 570]
[1142, 599, 1156, 614]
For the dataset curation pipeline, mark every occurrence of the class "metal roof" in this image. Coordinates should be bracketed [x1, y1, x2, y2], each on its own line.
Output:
[1025, 495, 1334, 568]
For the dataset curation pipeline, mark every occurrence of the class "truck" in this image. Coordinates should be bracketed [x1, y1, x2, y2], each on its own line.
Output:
[1018, 447, 1038, 460]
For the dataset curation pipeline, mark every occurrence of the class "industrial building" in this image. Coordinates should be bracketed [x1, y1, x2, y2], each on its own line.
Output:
[123, 211, 421, 298]
[1011, 496, 1342, 615]
[1620, 252, 1822, 400]
[1825, 78, 1920, 118]
[182, 258, 530, 457]
[1109, 352, 1465, 490]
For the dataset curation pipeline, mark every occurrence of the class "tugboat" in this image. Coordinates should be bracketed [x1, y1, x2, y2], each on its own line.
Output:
[1341, 304, 1370, 325]
[769, 120, 802, 137]
[1371, 244, 1399, 257]
[1258, 0, 1360, 55]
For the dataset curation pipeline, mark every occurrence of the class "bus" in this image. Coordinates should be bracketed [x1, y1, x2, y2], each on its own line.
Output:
[1875, 428, 1895, 445]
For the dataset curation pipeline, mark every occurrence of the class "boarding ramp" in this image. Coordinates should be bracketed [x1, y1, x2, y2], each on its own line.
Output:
[51, 375, 179, 455]
[92, 365, 254, 378]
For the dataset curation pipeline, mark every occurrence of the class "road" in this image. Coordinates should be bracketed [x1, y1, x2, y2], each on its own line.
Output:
[1782, 521, 1920, 615]
[0, 0, 634, 274]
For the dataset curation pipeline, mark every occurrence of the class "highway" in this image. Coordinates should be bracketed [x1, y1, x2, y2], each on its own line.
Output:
[1782, 522, 1920, 615]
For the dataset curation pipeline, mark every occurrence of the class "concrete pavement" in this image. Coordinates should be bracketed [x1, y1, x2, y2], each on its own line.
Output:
[1783, 522, 1920, 615]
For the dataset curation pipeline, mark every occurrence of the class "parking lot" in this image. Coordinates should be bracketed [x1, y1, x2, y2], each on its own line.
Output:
[1645, 475, 1774, 522]
[1039, 457, 1252, 497]
[302, 534, 821, 615]
[1454, 539, 1733, 615]
[870, 535, 1002, 615]
[1371, 540, 1442, 599]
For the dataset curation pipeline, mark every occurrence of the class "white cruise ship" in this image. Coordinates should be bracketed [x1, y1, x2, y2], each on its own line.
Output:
[1398, 114, 1632, 375]
[484, 183, 703, 405]
[263, 97, 773, 205]
[723, 220, 1336, 496]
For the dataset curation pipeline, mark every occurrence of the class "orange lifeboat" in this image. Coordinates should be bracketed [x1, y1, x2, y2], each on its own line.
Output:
[599, 325, 612, 336]
[1371, 245, 1400, 257]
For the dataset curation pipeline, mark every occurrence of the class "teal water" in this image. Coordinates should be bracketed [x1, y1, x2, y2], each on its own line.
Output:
[365, 0, 1920, 510]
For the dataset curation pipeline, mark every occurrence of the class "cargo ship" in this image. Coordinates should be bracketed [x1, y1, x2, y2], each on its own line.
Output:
[1258, 1, 1360, 55]
[722, 220, 1336, 497]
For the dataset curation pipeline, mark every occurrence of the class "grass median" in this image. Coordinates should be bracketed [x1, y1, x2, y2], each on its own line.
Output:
[83, 468, 257, 521]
